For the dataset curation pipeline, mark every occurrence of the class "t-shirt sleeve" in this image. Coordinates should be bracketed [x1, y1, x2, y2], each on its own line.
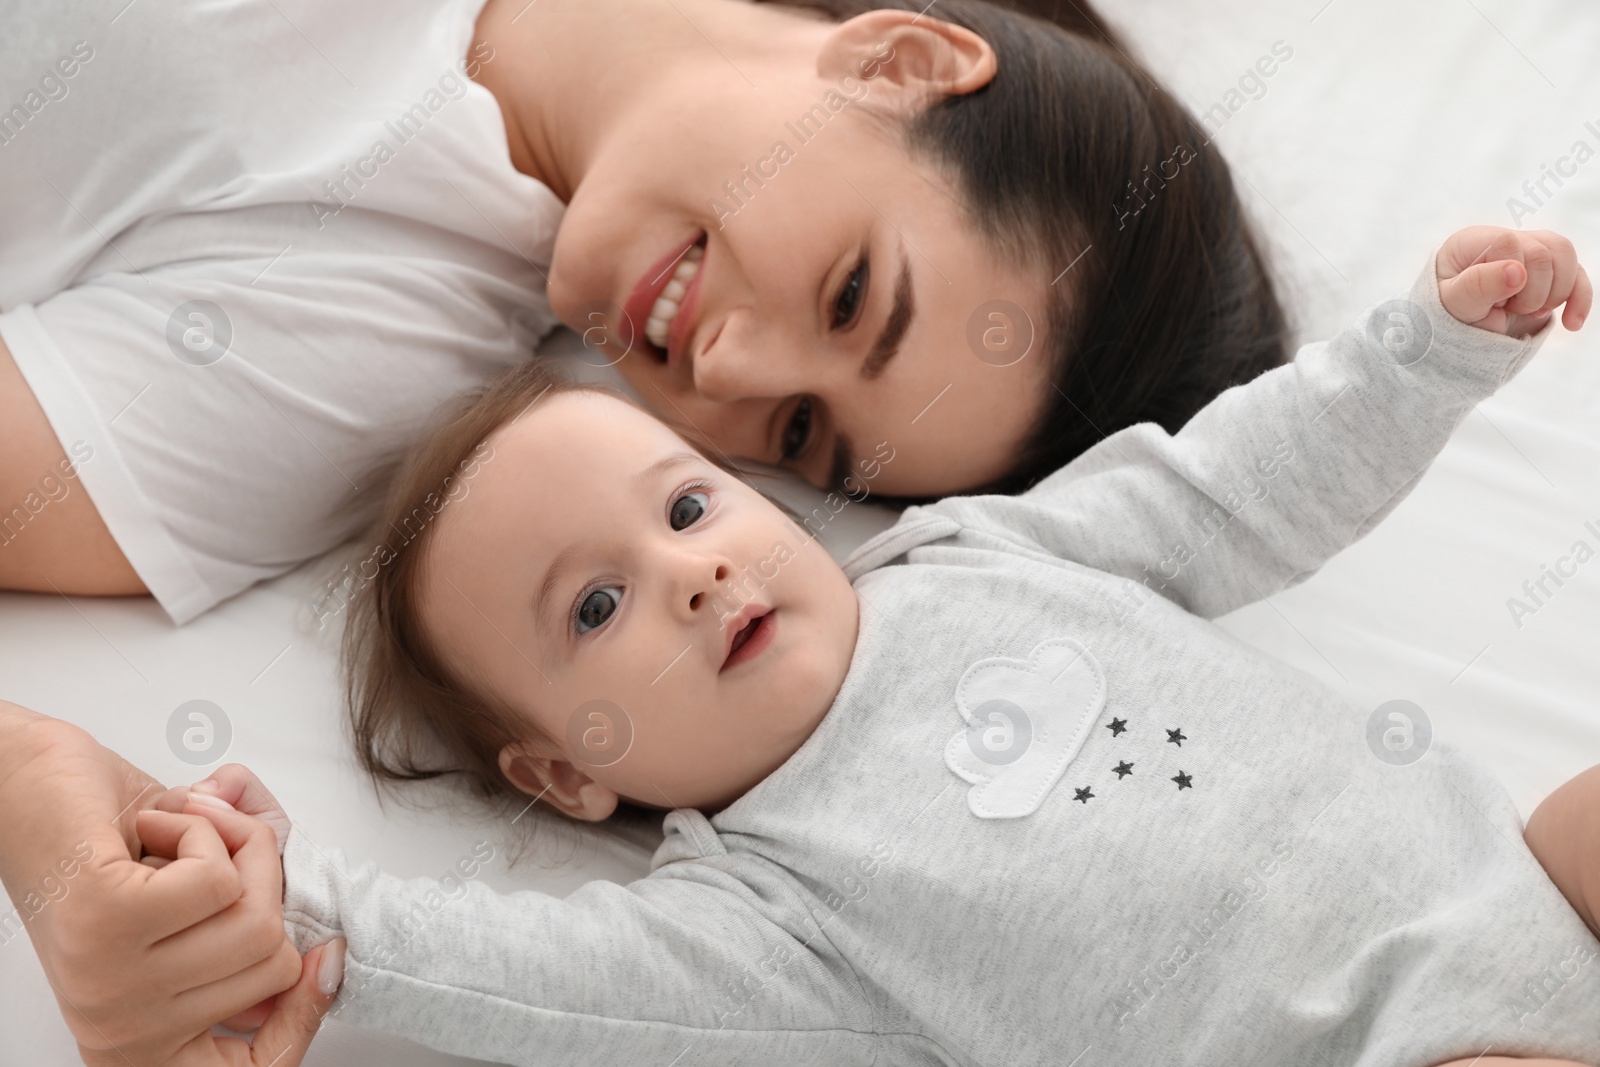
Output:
[928, 253, 1550, 619]
[0, 244, 553, 624]
[279, 825, 875, 1066]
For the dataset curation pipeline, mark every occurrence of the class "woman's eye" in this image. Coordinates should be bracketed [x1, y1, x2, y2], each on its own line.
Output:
[781, 397, 813, 462]
[669, 490, 709, 531]
[575, 587, 622, 634]
[831, 257, 868, 329]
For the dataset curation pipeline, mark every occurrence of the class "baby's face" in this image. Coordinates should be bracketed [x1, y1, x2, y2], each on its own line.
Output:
[422, 390, 860, 814]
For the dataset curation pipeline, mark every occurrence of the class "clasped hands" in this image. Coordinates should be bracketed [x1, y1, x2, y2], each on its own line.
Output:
[0, 700, 341, 1066]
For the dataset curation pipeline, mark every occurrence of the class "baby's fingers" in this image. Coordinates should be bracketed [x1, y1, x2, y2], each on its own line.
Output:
[1505, 237, 1555, 315]
[1527, 231, 1577, 310]
[1563, 264, 1592, 331]
[1440, 260, 1526, 326]
[193, 765, 290, 855]
[152, 784, 194, 815]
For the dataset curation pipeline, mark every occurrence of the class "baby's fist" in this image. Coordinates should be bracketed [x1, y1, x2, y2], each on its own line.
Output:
[153, 762, 291, 855]
[1436, 227, 1590, 337]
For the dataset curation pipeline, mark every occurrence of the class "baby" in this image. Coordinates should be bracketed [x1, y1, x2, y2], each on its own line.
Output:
[176, 227, 1600, 1066]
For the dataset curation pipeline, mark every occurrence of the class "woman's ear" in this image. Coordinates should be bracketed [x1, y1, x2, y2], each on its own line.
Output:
[499, 742, 619, 822]
[817, 10, 997, 102]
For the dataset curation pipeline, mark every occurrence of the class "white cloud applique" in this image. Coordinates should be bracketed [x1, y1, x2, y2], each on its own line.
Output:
[944, 637, 1107, 819]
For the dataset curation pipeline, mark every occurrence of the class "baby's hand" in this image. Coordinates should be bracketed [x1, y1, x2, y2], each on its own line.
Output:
[156, 763, 292, 857]
[1436, 226, 1590, 337]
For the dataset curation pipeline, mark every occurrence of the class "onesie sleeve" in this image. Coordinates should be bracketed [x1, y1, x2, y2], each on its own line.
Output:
[929, 253, 1553, 618]
[278, 824, 877, 1066]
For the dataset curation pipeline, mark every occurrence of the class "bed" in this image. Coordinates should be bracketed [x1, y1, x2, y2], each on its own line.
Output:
[3, 0, 1597, 1062]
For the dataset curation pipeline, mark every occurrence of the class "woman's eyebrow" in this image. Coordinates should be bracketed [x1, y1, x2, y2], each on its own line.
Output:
[822, 247, 911, 490]
[860, 246, 913, 382]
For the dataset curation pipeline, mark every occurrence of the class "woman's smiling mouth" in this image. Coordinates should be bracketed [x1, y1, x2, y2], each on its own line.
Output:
[624, 232, 707, 367]
[645, 242, 703, 350]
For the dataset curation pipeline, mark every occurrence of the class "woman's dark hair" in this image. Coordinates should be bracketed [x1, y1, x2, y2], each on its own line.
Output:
[762, 0, 1290, 499]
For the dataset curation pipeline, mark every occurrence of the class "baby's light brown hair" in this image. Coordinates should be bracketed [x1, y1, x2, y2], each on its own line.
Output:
[342, 359, 584, 803]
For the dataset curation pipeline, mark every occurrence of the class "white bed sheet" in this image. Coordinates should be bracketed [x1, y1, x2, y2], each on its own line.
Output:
[2, 0, 1597, 1063]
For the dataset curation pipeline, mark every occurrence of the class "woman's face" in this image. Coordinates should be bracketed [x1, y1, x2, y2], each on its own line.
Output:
[537, 7, 1053, 497]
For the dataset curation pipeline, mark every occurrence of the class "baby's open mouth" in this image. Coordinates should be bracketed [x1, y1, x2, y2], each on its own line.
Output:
[730, 615, 759, 654]
[721, 609, 776, 672]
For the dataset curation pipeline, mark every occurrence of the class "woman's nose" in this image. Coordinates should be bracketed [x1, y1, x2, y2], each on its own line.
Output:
[689, 320, 809, 403]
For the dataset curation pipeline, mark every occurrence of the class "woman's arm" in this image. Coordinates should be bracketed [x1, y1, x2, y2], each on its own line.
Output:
[930, 227, 1589, 619]
[0, 334, 146, 595]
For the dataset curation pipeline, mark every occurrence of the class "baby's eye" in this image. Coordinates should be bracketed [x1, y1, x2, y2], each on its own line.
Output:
[575, 586, 622, 634]
[670, 489, 709, 531]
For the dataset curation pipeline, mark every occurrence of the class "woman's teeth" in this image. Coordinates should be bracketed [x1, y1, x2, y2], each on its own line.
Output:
[645, 243, 703, 351]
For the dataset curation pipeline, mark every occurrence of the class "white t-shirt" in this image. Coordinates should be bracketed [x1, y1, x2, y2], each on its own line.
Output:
[0, 0, 564, 624]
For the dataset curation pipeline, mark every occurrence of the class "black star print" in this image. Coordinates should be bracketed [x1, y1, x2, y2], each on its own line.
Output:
[1166, 728, 1187, 747]
[1105, 717, 1128, 737]
[1073, 786, 1094, 804]
[1172, 771, 1193, 790]
[1113, 760, 1134, 779]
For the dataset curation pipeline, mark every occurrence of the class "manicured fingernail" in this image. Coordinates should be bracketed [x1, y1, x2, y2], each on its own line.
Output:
[318, 939, 347, 996]
[192, 778, 221, 794]
[186, 791, 235, 812]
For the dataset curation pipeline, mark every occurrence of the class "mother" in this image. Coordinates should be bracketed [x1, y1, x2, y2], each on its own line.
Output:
[0, 0, 1283, 624]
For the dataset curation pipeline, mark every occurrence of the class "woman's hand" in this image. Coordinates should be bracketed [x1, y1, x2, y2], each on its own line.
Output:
[0, 702, 303, 1059]
[150, 763, 297, 1032]
[80, 799, 345, 1067]
[79, 936, 345, 1067]
[0, 699, 161, 873]
[1436, 226, 1590, 336]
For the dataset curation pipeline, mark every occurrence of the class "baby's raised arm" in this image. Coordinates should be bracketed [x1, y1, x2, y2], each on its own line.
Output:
[932, 227, 1589, 619]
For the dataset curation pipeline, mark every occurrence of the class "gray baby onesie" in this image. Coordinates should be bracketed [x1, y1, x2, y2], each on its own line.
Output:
[284, 259, 1600, 1066]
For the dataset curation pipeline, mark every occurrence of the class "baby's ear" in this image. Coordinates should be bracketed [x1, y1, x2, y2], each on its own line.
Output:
[498, 742, 619, 822]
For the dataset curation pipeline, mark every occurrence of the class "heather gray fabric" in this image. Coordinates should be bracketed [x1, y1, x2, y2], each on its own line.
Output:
[284, 258, 1600, 1066]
